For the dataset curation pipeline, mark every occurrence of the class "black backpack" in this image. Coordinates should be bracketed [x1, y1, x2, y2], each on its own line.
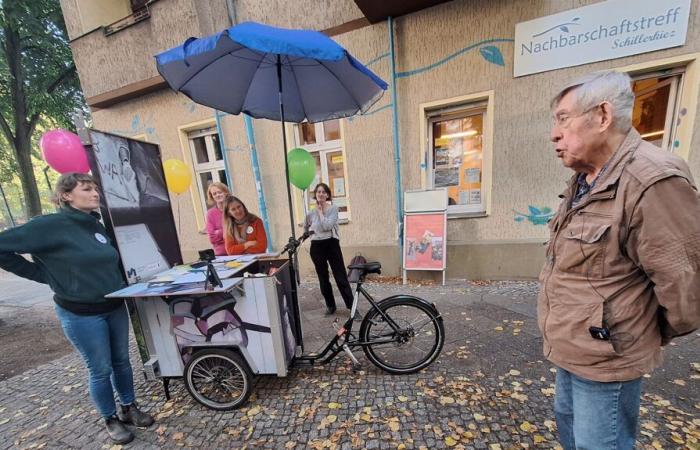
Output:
[347, 254, 367, 283]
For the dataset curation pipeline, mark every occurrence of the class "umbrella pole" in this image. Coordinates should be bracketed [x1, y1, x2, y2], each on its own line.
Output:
[276, 55, 296, 242]
[277, 55, 305, 352]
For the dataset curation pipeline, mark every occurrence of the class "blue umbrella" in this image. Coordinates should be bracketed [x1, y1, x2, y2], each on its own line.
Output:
[156, 22, 388, 241]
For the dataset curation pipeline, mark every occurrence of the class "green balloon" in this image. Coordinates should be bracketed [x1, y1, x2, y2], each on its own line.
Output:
[287, 147, 316, 190]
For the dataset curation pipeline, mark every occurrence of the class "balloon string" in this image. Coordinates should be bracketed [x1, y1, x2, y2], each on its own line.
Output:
[177, 195, 181, 237]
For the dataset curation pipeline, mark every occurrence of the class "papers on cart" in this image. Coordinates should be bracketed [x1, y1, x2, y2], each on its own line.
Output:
[213, 252, 280, 264]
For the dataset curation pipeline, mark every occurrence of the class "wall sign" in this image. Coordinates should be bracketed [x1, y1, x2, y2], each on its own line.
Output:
[514, 0, 691, 77]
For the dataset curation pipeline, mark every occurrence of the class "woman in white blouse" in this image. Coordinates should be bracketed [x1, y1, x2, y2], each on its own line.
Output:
[303, 183, 354, 315]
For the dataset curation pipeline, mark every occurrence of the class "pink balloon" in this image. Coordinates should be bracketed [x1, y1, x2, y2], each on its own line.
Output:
[40, 129, 90, 174]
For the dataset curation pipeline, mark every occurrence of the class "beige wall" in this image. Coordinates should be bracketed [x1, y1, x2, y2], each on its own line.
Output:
[65, 0, 231, 98]
[73, 0, 700, 279]
[61, 0, 131, 39]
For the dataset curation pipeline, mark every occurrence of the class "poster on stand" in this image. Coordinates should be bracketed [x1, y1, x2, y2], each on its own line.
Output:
[86, 130, 182, 284]
[403, 213, 446, 270]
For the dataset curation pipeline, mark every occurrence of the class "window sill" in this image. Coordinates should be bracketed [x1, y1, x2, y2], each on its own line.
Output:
[104, 7, 151, 36]
[447, 211, 488, 220]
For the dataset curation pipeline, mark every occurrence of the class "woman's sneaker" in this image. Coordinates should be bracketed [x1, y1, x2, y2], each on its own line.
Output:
[117, 402, 155, 428]
[105, 416, 134, 444]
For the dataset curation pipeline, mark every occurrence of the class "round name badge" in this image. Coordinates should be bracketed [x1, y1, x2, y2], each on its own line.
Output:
[94, 233, 108, 244]
[246, 226, 254, 235]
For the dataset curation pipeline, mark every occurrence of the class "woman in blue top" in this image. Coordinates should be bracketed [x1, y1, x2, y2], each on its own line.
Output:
[303, 183, 354, 315]
[0, 173, 153, 444]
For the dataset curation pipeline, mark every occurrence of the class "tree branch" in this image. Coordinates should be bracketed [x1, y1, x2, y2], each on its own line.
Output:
[0, 112, 14, 144]
[28, 112, 39, 137]
[45, 64, 75, 94]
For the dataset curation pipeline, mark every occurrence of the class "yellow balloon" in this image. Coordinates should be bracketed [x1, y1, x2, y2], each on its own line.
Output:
[163, 159, 192, 194]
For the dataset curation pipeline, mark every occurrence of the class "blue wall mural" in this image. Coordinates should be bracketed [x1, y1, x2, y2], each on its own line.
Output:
[349, 38, 513, 121]
[513, 206, 554, 225]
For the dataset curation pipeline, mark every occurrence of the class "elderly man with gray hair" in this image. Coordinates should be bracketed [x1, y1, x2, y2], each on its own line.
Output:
[538, 70, 700, 449]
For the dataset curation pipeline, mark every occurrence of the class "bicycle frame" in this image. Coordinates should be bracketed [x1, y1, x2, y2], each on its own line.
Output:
[294, 281, 406, 366]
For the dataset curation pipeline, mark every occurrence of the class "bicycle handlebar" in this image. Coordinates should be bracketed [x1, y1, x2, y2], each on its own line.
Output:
[282, 230, 314, 256]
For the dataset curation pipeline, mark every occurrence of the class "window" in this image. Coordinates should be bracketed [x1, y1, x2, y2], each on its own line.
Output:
[188, 127, 227, 216]
[427, 102, 487, 214]
[631, 68, 684, 151]
[293, 119, 350, 221]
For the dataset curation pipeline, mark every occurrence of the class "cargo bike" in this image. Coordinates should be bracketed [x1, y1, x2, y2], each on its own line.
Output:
[106, 231, 445, 411]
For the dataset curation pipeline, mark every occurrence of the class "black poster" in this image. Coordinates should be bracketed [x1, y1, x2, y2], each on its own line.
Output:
[86, 130, 182, 284]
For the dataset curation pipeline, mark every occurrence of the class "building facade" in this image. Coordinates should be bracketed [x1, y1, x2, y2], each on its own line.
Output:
[60, 0, 700, 279]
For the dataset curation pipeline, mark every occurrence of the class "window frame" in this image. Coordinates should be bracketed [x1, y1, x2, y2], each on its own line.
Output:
[420, 91, 494, 218]
[630, 67, 685, 152]
[187, 127, 226, 218]
[620, 53, 700, 161]
[292, 120, 351, 222]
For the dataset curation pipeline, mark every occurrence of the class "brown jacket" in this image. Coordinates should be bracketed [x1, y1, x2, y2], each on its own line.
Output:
[538, 128, 700, 382]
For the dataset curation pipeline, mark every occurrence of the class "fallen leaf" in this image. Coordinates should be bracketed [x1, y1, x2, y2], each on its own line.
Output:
[328, 402, 341, 409]
[511, 392, 528, 402]
[534, 435, 546, 444]
[494, 326, 504, 331]
[641, 421, 658, 432]
[541, 388, 555, 397]
[672, 379, 686, 386]
[247, 406, 261, 417]
[284, 441, 296, 449]
[440, 396, 455, 405]
[398, 396, 408, 402]
[445, 436, 458, 446]
[520, 421, 534, 432]
[543, 420, 556, 432]
[473, 413, 485, 421]
[387, 418, 400, 432]
[0, 419, 9, 425]
[172, 432, 184, 440]
[508, 369, 521, 376]
[490, 444, 502, 450]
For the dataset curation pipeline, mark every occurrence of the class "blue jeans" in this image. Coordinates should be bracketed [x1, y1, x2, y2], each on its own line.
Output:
[55, 304, 135, 418]
[554, 367, 642, 450]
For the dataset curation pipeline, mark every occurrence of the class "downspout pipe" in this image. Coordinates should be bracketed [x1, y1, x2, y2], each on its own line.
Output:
[214, 110, 233, 189]
[388, 16, 404, 262]
[223, 0, 272, 250]
[244, 114, 273, 251]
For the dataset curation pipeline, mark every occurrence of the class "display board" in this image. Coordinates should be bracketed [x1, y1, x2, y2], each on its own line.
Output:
[86, 130, 182, 284]
[403, 213, 446, 270]
[403, 189, 448, 285]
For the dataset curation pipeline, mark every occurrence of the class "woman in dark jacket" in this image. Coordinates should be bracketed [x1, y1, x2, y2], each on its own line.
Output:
[303, 183, 354, 315]
[0, 173, 153, 444]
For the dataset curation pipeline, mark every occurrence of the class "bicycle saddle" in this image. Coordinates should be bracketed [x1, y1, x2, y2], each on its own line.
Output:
[347, 261, 381, 274]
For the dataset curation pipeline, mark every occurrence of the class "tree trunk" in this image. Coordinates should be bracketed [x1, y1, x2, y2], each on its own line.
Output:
[2, 4, 43, 219]
[13, 135, 42, 219]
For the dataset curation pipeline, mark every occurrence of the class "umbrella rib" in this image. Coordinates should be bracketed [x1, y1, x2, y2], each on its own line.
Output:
[288, 61, 309, 122]
[316, 59, 362, 114]
[177, 45, 255, 90]
[240, 52, 274, 116]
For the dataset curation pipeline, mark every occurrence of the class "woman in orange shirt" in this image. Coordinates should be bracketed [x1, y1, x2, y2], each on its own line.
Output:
[223, 195, 268, 255]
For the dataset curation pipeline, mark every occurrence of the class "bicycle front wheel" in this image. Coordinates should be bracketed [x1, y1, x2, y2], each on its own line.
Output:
[359, 297, 444, 374]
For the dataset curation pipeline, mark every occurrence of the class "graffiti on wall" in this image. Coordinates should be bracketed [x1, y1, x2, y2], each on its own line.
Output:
[110, 113, 158, 141]
[513, 206, 554, 225]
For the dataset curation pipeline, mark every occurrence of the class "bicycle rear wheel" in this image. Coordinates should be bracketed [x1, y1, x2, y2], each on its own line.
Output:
[184, 348, 252, 410]
[359, 297, 444, 374]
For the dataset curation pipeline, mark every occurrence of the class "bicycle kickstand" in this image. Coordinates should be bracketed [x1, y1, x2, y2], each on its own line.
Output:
[342, 344, 362, 372]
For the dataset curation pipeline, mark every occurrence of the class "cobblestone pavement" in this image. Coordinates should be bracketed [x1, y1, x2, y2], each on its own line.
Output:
[0, 280, 698, 449]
